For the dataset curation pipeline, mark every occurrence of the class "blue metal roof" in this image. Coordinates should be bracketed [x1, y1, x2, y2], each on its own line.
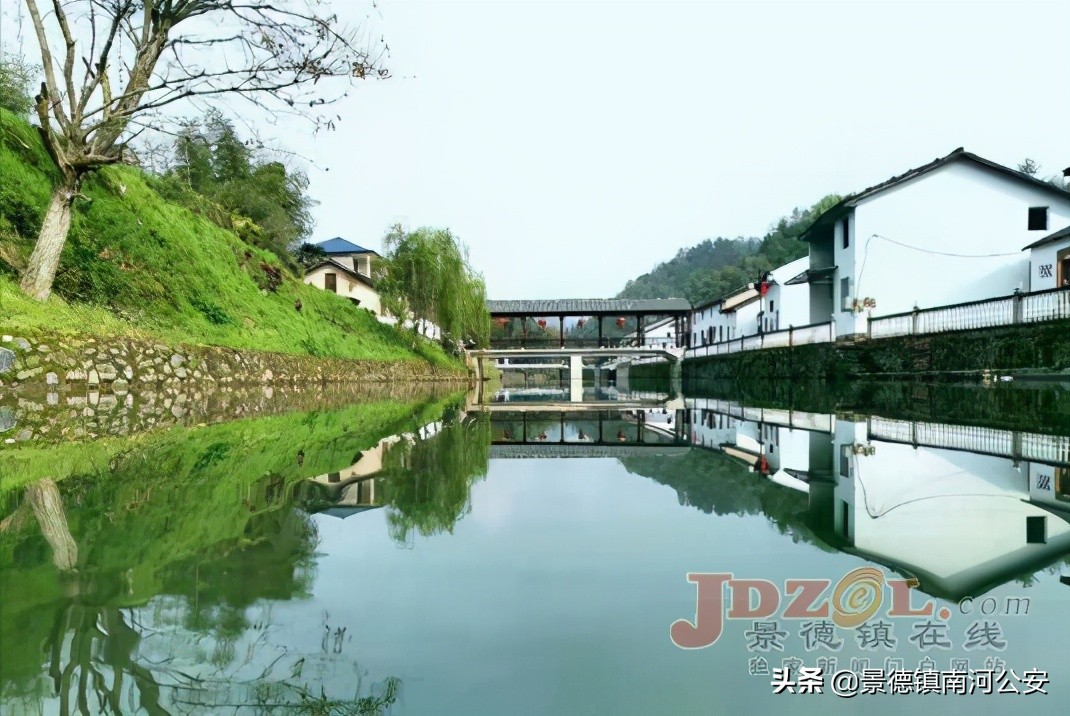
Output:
[315, 237, 377, 255]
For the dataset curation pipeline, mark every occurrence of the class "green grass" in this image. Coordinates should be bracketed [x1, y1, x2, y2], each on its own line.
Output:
[0, 109, 457, 368]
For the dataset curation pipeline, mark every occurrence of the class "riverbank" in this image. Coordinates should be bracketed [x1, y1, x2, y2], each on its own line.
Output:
[1, 325, 464, 400]
[687, 378, 1070, 436]
[683, 318, 1070, 383]
[0, 108, 459, 371]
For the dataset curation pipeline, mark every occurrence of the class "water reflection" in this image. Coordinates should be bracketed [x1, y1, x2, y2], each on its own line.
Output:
[677, 397, 1070, 598]
[0, 396, 476, 714]
[3, 389, 1070, 713]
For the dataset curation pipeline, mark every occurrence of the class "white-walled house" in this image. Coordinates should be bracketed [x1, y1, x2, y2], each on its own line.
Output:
[687, 256, 811, 346]
[794, 149, 1070, 337]
[759, 256, 810, 333]
[624, 316, 679, 348]
[811, 419, 1070, 599]
[302, 237, 443, 339]
[690, 298, 734, 347]
[1024, 225, 1070, 291]
[303, 237, 383, 315]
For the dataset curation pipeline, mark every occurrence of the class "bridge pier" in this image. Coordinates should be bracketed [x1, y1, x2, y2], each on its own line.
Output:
[616, 361, 630, 393]
[570, 354, 584, 402]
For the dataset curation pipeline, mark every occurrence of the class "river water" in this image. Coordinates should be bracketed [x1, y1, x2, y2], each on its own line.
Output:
[1, 379, 1068, 715]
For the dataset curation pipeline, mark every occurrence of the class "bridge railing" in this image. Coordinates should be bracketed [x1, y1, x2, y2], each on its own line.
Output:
[488, 336, 683, 350]
[684, 321, 836, 359]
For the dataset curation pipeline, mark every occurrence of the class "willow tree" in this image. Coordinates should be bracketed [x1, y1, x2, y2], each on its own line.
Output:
[17, 0, 387, 300]
[378, 225, 491, 348]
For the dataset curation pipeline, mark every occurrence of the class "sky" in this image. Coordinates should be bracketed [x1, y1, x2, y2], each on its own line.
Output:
[6, 0, 1069, 300]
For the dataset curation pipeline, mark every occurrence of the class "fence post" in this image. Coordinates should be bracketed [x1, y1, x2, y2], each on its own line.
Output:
[911, 307, 919, 336]
[1013, 289, 1023, 324]
[789, 325, 794, 347]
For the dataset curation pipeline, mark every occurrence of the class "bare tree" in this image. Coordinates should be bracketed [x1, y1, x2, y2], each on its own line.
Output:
[1017, 157, 1040, 176]
[18, 0, 387, 300]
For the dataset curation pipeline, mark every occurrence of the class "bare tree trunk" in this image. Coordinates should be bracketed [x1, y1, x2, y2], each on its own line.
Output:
[19, 180, 78, 301]
[25, 478, 79, 571]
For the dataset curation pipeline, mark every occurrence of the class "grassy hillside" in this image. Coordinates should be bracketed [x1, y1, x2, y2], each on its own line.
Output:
[0, 109, 453, 367]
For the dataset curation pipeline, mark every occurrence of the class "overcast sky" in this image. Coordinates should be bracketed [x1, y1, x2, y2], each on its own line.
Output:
[129, 1, 1070, 298]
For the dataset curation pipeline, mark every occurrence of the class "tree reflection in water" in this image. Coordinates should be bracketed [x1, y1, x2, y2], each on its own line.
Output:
[378, 408, 491, 544]
[0, 399, 449, 714]
[1, 473, 402, 715]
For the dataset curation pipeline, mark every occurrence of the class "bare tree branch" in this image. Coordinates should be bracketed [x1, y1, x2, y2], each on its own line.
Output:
[17, 0, 388, 300]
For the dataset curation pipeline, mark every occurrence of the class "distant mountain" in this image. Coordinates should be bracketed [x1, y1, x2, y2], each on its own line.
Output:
[614, 195, 841, 306]
[616, 237, 760, 300]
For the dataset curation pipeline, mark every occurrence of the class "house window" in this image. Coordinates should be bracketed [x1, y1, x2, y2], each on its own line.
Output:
[1026, 515, 1047, 544]
[324, 272, 337, 293]
[1028, 207, 1048, 231]
[840, 447, 851, 477]
[841, 216, 850, 249]
[769, 300, 775, 312]
[840, 277, 852, 312]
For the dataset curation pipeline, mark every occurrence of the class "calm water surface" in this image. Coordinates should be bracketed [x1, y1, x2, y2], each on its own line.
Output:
[1, 386, 1068, 715]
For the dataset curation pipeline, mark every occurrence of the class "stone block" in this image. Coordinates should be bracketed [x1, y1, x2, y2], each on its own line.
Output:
[0, 347, 14, 374]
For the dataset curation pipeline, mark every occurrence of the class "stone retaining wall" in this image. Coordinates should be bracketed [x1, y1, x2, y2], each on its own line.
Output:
[0, 331, 463, 395]
[0, 331, 466, 444]
[1, 380, 460, 445]
[683, 319, 1070, 383]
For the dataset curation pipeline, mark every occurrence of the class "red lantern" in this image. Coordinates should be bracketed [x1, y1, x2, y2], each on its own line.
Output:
[758, 456, 770, 474]
[616, 317, 626, 328]
[759, 281, 770, 297]
[537, 319, 547, 328]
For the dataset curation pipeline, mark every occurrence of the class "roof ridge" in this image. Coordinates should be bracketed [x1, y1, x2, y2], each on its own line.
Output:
[803, 148, 1070, 241]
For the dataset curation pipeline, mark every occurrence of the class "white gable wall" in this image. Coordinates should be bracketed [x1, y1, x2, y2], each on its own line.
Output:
[303, 267, 382, 315]
[732, 300, 761, 337]
[690, 303, 737, 347]
[762, 257, 811, 332]
[1028, 234, 1070, 291]
[834, 162, 1070, 336]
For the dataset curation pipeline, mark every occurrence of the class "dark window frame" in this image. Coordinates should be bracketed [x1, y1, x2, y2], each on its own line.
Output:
[1028, 206, 1049, 231]
[842, 216, 850, 249]
[1026, 515, 1047, 544]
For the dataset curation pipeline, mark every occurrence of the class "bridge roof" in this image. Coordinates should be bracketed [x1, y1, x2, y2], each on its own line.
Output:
[486, 297, 691, 316]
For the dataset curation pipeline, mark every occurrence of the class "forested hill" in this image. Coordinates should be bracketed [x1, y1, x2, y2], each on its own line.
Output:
[614, 195, 841, 306]
[616, 237, 760, 300]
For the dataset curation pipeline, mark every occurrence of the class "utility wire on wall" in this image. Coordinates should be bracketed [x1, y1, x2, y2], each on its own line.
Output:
[856, 234, 1023, 301]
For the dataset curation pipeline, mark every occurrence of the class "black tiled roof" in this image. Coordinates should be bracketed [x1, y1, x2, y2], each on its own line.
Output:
[1022, 224, 1070, 251]
[486, 298, 692, 315]
[803, 149, 1070, 241]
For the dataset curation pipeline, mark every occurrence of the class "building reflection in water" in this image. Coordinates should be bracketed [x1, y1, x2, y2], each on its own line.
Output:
[684, 397, 1070, 599]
